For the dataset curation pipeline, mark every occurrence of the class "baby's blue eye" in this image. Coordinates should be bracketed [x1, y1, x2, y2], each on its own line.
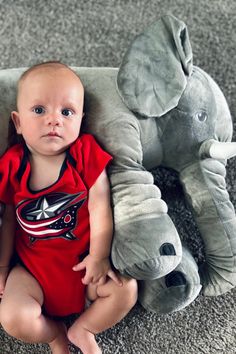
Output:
[62, 109, 73, 117]
[33, 106, 45, 114]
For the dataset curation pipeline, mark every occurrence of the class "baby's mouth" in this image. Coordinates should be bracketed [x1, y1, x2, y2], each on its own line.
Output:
[46, 132, 61, 137]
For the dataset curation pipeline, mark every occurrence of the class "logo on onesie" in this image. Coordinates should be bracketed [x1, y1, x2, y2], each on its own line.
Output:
[16, 192, 86, 243]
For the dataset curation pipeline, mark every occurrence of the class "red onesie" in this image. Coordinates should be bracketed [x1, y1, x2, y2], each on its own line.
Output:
[0, 134, 112, 316]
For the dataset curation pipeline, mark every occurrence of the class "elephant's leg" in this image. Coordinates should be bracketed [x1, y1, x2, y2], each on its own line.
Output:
[180, 159, 236, 296]
[112, 208, 182, 279]
[138, 247, 201, 313]
[100, 119, 182, 280]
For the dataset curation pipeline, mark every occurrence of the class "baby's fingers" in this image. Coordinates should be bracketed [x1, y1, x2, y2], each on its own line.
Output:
[72, 262, 85, 271]
[107, 270, 123, 286]
[96, 276, 107, 286]
[82, 273, 94, 285]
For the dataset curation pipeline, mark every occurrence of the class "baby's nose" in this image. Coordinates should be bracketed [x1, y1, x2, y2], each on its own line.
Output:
[47, 114, 62, 126]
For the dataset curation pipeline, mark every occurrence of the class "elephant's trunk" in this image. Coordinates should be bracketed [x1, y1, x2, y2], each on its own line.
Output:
[199, 139, 236, 160]
[179, 158, 236, 296]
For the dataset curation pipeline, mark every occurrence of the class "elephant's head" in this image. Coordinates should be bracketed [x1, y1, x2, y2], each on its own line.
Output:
[159, 65, 234, 171]
[117, 14, 236, 172]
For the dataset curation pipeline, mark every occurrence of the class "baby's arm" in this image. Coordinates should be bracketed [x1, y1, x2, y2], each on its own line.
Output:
[73, 170, 122, 286]
[0, 204, 16, 297]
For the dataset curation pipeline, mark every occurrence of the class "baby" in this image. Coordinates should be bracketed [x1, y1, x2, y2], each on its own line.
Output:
[0, 62, 137, 354]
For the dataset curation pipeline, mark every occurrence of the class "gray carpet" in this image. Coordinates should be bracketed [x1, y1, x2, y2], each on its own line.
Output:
[0, 0, 236, 353]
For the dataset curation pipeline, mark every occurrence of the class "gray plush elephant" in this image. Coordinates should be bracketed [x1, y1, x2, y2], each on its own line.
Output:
[83, 14, 236, 313]
[0, 14, 235, 314]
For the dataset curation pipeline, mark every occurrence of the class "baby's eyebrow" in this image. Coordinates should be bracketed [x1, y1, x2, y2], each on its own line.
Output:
[61, 100, 82, 109]
[30, 100, 45, 105]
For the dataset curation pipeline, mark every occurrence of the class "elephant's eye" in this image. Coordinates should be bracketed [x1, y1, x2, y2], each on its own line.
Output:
[195, 111, 208, 122]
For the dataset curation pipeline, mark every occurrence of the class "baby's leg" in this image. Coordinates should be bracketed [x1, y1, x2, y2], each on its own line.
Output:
[0, 265, 69, 354]
[68, 276, 137, 354]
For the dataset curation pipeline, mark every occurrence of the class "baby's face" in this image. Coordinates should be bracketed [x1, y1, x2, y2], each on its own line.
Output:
[11, 66, 84, 157]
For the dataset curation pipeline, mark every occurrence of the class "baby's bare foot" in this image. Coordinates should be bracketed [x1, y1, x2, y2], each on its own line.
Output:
[68, 325, 102, 354]
[49, 322, 70, 354]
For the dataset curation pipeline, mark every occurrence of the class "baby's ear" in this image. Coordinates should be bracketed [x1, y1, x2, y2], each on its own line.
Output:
[11, 111, 22, 134]
[81, 112, 86, 122]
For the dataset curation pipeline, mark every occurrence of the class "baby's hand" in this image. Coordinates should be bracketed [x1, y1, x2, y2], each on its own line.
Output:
[0, 266, 9, 298]
[73, 255, 122, 286]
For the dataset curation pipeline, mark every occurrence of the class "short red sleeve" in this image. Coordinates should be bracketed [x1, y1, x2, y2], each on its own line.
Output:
[77, 134, 112, 189]
[0, 148, 17, 205]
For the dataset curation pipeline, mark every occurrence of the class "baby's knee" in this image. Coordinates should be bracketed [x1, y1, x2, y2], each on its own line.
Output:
[1, 301, 41, 338]
[1, 304, 20, 336]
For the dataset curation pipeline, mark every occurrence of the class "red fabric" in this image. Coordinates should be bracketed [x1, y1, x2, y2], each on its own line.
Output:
[0, 134, 112, 316]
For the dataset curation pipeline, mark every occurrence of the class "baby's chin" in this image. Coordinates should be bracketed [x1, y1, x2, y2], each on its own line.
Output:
[26, 143, 68, 157]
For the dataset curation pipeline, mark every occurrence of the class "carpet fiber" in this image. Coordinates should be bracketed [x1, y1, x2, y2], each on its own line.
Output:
[0, 1, 236, 353]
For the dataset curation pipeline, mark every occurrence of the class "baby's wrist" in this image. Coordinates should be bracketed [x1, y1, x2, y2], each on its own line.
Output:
[89, 253, 109, 262]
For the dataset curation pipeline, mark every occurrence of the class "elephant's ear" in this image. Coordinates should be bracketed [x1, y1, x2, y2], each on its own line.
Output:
[117, 14, 193, 118]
